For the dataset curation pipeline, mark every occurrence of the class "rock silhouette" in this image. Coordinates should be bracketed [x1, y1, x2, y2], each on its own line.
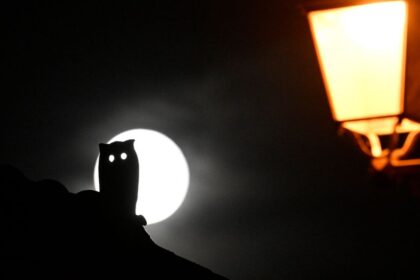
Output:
[0, 164, 228, 279]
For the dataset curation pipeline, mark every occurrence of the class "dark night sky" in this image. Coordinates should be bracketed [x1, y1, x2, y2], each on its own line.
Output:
[4, 1, 420, 279]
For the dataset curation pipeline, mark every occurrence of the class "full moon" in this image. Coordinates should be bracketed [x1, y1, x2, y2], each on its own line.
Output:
[94, 129, 190, 224]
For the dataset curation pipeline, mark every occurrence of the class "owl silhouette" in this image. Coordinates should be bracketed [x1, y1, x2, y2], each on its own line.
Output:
[99, 139, 139, 216]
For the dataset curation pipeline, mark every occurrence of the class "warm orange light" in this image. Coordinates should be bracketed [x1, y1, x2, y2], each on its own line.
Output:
[308, 1, 408, 122]
[342, 117, 420, 136]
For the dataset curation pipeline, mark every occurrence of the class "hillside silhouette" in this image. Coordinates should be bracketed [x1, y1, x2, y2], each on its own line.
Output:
[0, 164, 228, 279]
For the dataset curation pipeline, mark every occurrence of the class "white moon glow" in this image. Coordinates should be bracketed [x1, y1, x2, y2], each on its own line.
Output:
[94, 129, 190, 225]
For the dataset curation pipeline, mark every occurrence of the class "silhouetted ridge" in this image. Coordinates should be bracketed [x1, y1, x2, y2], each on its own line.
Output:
[0, 164, 228, 279]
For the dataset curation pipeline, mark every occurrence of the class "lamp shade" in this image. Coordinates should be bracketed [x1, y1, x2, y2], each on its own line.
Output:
[306, 0, 420, 136]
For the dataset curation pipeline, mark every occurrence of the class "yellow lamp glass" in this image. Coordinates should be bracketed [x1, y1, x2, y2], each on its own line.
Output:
[308, 1, 408, 125]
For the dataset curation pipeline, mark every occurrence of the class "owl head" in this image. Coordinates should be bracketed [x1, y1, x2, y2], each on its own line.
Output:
[99, 139, 137, 167]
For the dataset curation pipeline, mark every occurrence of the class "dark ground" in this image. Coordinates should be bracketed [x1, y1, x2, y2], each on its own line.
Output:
[0, 164, 228, 279]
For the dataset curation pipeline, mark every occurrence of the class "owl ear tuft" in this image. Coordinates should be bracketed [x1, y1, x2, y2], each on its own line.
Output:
[99, 143, 108, 152]
[126, 139, 135, 146]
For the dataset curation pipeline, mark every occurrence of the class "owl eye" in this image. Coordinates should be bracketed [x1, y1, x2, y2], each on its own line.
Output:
[108, 154, 115, 163]
[120, 152, 127, 160]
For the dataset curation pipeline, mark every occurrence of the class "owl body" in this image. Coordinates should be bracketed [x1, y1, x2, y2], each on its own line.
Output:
[99, 139, 139, 215]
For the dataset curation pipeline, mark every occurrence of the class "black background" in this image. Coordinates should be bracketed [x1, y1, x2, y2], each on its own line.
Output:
[4, 1, 420, 279]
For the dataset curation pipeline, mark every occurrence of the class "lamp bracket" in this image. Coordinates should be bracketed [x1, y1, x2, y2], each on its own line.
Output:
[342, 126, 420, 172]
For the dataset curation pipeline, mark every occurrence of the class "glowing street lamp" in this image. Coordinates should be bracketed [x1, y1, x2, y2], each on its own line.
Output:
[304, 0, 420, 172]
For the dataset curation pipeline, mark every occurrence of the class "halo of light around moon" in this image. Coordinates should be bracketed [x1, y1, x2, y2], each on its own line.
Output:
[94, 129, 190, 224]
